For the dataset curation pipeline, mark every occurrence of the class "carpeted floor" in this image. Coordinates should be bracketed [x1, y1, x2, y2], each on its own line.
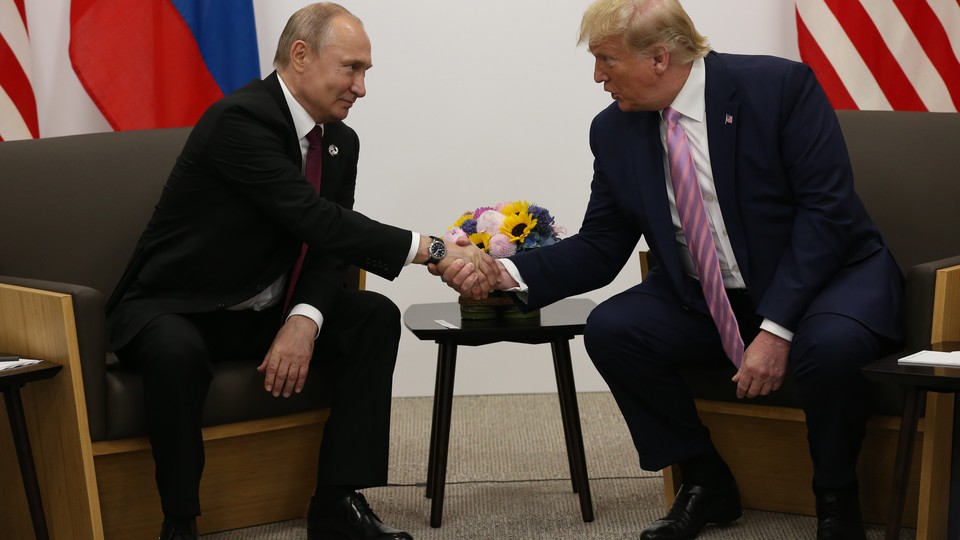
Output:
[201, 393, 915, 539]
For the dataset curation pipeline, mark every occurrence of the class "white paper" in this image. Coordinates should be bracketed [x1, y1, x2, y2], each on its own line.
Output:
[897, 350, 960, 368]
[0, 358, 42, 372]
[434, 319, 459, 330]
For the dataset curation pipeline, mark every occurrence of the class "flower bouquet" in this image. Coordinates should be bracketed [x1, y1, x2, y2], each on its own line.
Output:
[445, 200, 566, 320]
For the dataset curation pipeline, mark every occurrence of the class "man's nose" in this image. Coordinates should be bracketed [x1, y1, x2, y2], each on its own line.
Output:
[353, 74, 366, 98]
[593, 62, 606, 84]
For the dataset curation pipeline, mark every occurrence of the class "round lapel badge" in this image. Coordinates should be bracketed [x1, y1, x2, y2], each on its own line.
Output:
[328, 144, 339, 157]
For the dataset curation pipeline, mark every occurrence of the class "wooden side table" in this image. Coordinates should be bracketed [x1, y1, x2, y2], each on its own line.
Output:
[403, 298, 597, 528]
[862, 341, 960, 540]
[1, 360, 63, 540]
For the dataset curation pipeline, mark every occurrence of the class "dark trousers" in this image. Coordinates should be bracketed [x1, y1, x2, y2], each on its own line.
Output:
[116, 289, 401, 518]
[582, 284, 893, 491]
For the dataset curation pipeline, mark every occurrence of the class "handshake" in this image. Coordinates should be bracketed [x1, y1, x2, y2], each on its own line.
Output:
[423, 236, 519, 299]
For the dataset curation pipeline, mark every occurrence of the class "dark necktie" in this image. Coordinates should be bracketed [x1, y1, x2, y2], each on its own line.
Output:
[283, 125, 323, 314]
[663, 107, 744, 368]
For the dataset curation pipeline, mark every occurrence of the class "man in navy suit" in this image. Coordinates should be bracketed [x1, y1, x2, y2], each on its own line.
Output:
[108, 4, 497, 540]
[438, 1, 902, 538]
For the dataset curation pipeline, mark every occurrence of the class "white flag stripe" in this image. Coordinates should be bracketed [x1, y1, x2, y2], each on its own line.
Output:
[0, 0, 31, 71]
[927, 0, 960, 65]
[796, 0, 892, 110]
[862, 0, 955, 111]
[0, 83, 32, 141]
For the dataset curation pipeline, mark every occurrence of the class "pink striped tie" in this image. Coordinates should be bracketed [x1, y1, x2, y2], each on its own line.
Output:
[283, 125, 323, 313]
[663, 107, 744, 368]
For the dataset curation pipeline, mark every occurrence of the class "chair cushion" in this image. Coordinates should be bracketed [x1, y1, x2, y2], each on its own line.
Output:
[103, 354, 332, 441]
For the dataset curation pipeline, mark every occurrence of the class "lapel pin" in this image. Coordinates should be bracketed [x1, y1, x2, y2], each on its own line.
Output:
[725, 114, 734, 125]
[328, 144, 339, 157]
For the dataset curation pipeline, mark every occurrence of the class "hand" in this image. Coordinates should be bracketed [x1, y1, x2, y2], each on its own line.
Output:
[435, 237, 501, 295]
[256, 315, 317, 398]
[431, 257, 518, 299]
[732, 330, 790, 399]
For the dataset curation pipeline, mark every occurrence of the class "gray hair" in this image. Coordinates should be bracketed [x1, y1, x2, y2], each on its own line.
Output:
[273, 3, 361, 69]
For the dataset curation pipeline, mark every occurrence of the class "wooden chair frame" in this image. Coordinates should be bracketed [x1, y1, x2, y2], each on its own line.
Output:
[0, 282, 330, 539]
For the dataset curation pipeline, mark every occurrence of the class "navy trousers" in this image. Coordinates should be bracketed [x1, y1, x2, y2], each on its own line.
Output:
[583, 283, 891, 491]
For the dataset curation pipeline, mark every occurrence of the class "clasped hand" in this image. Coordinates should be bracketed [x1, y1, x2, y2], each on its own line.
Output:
[430, 237, 504, 299]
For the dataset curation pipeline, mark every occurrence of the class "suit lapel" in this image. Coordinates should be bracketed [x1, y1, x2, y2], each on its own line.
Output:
[704, 52, 751, 285]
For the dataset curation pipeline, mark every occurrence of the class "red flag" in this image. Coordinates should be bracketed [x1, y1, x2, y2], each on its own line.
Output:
[0, 0, 39, 140]
[796, 0, 960, 112]
[69, 0, 225, 131]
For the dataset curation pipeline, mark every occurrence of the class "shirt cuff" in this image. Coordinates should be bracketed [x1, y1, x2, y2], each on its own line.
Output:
[404, 232, 420, 266]
[287, 303, 323, 339]
[498, 258, 530, 303]
[760, 318, 794, 342]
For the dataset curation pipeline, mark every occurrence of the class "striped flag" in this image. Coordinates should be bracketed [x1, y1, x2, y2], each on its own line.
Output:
[69, 0, 259, 131]
[796, 0, 960, 112]
[0, 0, 39, 141]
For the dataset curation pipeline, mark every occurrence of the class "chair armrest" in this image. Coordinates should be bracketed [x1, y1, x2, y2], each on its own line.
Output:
[902, 255, 960, 350]
[0, 275, 107, 440]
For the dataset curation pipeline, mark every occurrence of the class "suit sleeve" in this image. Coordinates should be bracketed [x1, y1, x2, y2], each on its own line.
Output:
[196, 104, 411, 280]
[755, 64, 867, 330]
[511, 115, 642, 309]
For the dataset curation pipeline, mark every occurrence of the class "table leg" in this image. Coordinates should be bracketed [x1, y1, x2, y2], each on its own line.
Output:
[551, 344, 579, 494]
[429, 342, 458, 528]
[551, 338, 594, 523]
[885, 387, 925, 540]
[426, 344, 444, 499]
[949, 393, 959, 539]
[4, 386, 50, 540]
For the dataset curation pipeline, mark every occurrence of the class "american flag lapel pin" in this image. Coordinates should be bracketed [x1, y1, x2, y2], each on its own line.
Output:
[725, 114, 734, 125]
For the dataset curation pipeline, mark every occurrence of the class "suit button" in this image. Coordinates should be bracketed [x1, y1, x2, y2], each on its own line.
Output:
[217, 303, 226, 309]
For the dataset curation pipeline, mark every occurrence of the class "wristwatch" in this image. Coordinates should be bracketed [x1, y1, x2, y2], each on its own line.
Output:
[424, 235, 447, 265]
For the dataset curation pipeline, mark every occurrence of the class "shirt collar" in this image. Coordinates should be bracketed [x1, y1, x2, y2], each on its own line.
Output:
[277, 73, 323, 140]
[662, 57, 706, 123]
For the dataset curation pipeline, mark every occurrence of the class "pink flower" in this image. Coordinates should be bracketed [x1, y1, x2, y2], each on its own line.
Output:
[476, 211, 506, 234]
[488, 234, 517, 258]
[444, 227, 468, 244]
[473, 206, 494, 220]
[553, 225, 567, 236]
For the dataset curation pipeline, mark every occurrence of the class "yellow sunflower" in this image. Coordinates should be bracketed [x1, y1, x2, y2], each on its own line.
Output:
[501, 211, 538, 243]
[452, 211, 474, 229]
[500, 200, 530, 216]
[469, 231, 492, 252]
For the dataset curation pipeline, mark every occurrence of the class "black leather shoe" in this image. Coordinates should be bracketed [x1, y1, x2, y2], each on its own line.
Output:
[157, 518, 197, 540]
[640, 483, 742, 540]
[816, 491, 866, 540]
[307, 492, 413, 540]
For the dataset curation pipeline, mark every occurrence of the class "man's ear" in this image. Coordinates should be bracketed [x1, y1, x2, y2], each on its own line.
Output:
[651, 45, 671, 75]
[290, 40, 309, 73]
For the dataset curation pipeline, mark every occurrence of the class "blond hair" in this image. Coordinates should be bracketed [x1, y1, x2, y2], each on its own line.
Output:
[273, 2, 361, 69]
[579, 0, 709, 63]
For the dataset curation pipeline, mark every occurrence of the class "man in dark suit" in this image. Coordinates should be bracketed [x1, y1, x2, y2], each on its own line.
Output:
[106, 4, 496, 540]
[438, 1, 903, 539]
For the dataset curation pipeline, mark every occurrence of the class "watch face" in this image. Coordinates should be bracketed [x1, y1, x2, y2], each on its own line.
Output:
[429, 238, 446, 261]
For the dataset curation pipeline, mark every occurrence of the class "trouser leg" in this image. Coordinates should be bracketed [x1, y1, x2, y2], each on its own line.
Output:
[312, 289, 402, 489]
[117, 314, 214, 518]
[790, 313, 894, 492]
[582, 286, 759, 472]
